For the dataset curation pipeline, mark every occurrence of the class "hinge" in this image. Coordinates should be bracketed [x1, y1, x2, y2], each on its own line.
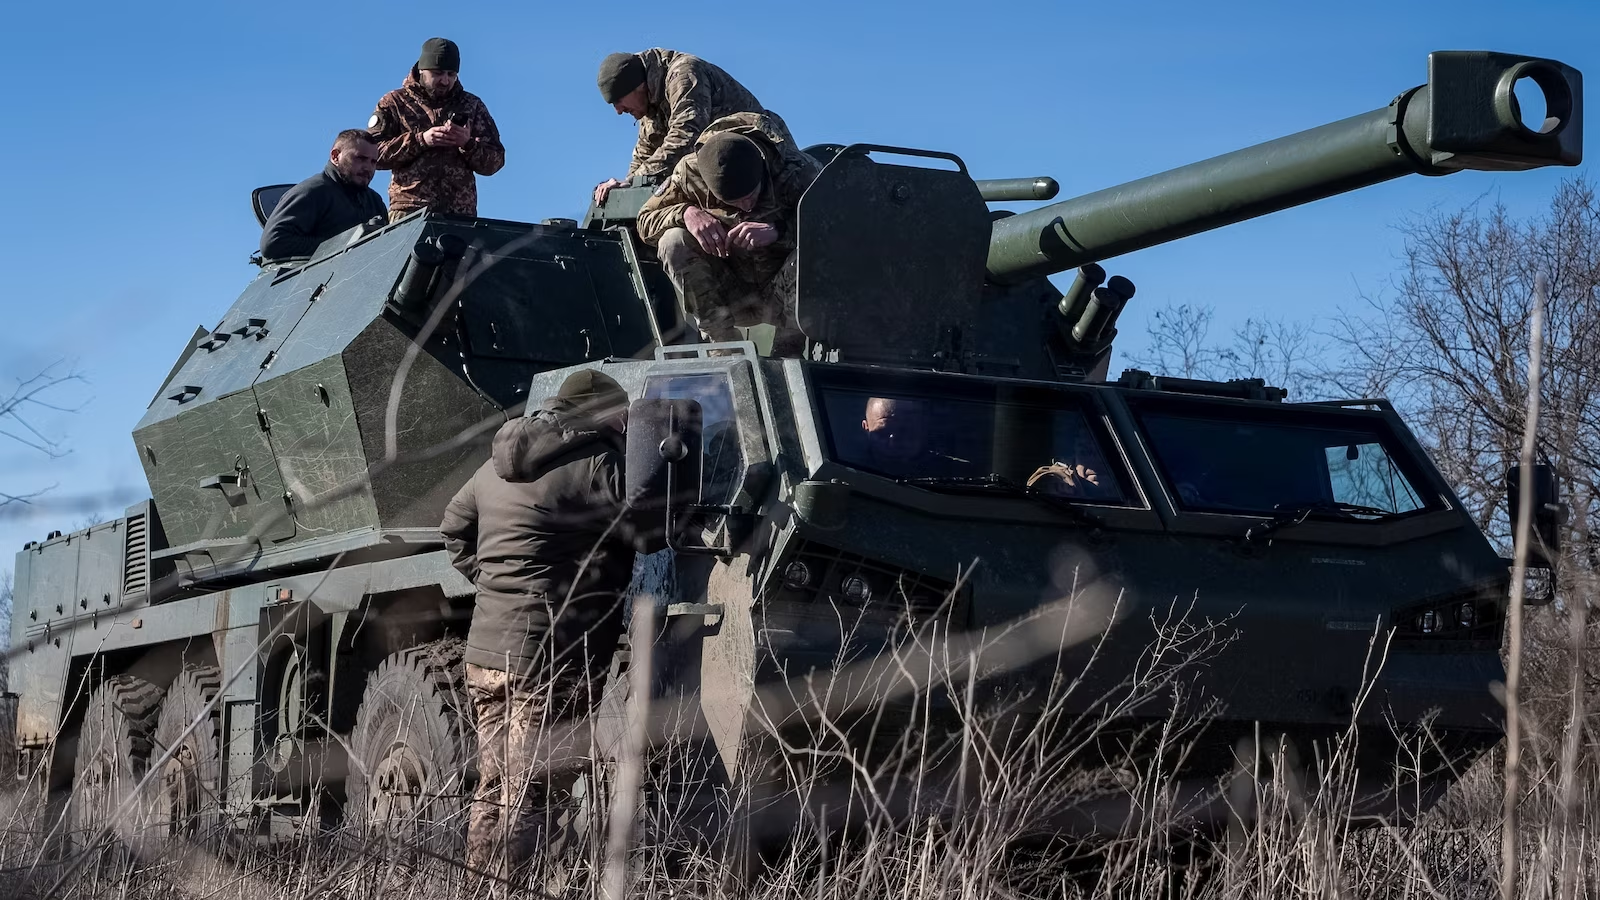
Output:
[256, 408, 271, 432]
[260, 350, 277, 370]
[309, 284, 326, 302]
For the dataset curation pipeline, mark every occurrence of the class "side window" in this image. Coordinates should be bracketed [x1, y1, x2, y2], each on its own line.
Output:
[1324, 442, 1424, 513]
[644, 373, 743, 505]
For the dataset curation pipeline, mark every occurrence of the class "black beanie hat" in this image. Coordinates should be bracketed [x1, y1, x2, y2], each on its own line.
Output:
[419, 37, 460, 72]
[597, 53, 647, 103]
[699, 133, 766, 203]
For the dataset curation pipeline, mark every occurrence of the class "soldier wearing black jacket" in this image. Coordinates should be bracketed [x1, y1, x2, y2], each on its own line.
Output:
[259, 129, 386, 261]
[440, 369, 663, 882]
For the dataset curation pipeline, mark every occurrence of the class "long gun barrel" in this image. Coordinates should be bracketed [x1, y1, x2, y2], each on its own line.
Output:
[986, 51, 1582, 284]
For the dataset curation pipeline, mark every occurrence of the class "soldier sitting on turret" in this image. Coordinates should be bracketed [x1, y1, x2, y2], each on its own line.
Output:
[259, 129, 386, 262]
[635, 112, 820, 357]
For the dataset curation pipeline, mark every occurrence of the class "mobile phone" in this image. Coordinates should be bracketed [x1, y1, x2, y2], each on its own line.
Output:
[448, 111, 469, 128]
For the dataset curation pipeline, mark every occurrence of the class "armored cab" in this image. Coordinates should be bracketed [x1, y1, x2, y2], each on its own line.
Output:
[6, 51, 1582, 852]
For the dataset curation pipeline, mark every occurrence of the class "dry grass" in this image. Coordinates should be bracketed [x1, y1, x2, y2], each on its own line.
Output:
[2, 579, 1596, 900]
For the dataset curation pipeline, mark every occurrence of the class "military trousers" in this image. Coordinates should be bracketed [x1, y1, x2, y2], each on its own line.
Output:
[656, 227, 806, 357]
[465, 663, 548, 883]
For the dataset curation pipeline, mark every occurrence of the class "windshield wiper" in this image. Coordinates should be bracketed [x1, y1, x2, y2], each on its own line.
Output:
[1243, 500, 1401, 542]
[897, 473, 1106, 530]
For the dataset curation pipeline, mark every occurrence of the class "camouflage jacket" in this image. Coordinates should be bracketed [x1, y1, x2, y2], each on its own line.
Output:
[626, 49, 791, 184]
[369, 67, 506, 216]
[635, 113, 821, 251]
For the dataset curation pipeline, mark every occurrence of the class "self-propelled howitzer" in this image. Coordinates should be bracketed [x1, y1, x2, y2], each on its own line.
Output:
[3, 50, 1582, 856]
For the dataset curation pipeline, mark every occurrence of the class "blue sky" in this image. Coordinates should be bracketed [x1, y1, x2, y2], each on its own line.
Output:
[0, 0, 1595, 564]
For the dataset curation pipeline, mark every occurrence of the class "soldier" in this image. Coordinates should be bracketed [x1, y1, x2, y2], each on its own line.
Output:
[259, 129, 386, 261]
[592, 49, 793, 205]
[635, 113, 820, 356]
[368, 37, 505, 221]
[859, 397, 972, 476]
[439, 370, 663, 885]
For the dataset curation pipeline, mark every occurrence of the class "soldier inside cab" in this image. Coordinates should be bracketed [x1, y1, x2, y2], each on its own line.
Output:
[258, 129, 385, 263]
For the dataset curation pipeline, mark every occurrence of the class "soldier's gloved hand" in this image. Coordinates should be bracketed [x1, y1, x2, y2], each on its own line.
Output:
[684, 206, 730, 258]
[727, 222, 778, 252]
[594, 178, 627, 205]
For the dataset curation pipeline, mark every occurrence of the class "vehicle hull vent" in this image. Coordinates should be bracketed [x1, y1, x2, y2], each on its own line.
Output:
[122, 511, 149, 598]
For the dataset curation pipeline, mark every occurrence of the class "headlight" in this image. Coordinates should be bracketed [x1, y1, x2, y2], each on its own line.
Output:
[1419, 610, 1439, 634]
[1457, 602, 1477, 628]
[841, 573, 873, 604]
[783, 561, 813, 590]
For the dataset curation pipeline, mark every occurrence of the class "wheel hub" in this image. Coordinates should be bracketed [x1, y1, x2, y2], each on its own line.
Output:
[368, 742, 429, 830]
[160, 743, 200, 835]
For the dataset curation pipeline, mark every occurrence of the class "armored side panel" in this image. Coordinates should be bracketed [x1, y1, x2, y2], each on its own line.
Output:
[8, 519, 133, 747]
[134, 215, 669, 578]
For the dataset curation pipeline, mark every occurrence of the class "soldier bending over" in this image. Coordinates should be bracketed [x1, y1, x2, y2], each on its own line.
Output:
[593, 48, 794, 205]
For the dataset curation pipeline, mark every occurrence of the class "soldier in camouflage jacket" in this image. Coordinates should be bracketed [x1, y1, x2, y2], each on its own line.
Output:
[368, 39, 505, 219]
[593, 49, 793, 205]
[635, 112, 820, 356]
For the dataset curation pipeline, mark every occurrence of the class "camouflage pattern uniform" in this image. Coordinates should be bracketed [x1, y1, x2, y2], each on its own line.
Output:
[463, 662, 593, 885]
[464, 663, 546, 882]
[636, 113, 820, 352]
[369, 67, 505, 219]
[626, 48, 794, 186]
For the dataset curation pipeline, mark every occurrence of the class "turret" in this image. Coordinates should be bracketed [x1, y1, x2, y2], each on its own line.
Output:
[781, 51, 1581, 377]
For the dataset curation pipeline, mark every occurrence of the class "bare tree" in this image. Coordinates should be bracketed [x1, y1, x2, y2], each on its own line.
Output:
[1124, 300, 1326, 400]
[1329, 178, 1600, 559]
[0, 363, 85, 510]
[1, 567, 11, 692]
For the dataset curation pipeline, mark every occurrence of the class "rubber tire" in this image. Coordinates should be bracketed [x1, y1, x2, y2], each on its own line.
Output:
[149, 666, 224, 845]
[70, 674, 163, 865]
[346, 639, 473, 856]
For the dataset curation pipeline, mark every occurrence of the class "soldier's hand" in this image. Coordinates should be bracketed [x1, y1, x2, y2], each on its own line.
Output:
[594, 178, 626, 205]
[728, 222, 778, 252]
[684, 206, 730, 258]
[422, 125, 457, 148]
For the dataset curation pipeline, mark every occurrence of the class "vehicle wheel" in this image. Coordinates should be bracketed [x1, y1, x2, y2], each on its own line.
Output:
[70, 674, 163, 864]
[346, 639, 473, 857]
[541, 762, 620, 895]
[149, 666, 224, 845]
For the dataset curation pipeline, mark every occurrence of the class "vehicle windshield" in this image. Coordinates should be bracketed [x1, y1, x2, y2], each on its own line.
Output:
[814, 370, 1132, 505]
[644, 371, 742, 506]
[1134, 404, 1436, 517]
